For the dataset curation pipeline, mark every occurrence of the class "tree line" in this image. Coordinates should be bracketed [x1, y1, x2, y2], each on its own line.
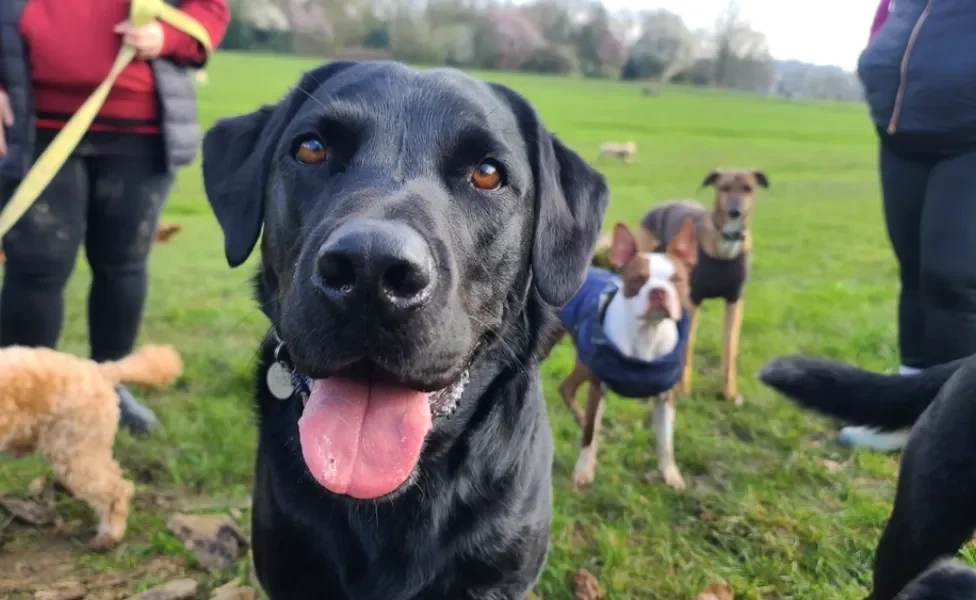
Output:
[222, 0, 864, 101]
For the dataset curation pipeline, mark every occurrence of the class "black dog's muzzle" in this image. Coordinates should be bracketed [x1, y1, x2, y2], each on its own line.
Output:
[267, 329, 468, 418]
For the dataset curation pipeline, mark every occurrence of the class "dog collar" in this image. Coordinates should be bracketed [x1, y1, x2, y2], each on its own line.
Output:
[719, 230, 745, 242]
[712, 216, 745, 242]
[267, 331, 311, 402]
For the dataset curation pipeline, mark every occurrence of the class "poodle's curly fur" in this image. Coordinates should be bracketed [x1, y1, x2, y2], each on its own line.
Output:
[0, 344, 182, 550]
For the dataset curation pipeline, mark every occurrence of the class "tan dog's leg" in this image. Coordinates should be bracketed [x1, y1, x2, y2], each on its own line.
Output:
[572, 377, 605, 488]
[654, 391, 684, 490]
[49, 449, 134, 550]
[721, 299, 744, 405]
[40, 393, 135, 551]
[558, 359, 590, 427]
[677, 304, 699, 396]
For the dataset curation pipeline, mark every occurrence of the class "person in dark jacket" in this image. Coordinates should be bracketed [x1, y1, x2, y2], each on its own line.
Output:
[838, 0, 976, 452]
[0, 0, 229, 433]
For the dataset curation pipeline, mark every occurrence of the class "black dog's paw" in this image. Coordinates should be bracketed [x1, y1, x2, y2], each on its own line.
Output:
[895, 559, 976, 600]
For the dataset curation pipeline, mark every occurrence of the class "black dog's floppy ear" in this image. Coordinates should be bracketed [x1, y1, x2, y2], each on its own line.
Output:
[533, 134, 609, 305]
[201, 61, 358, 267]
[753, 170, 770, 189]
[491, 85, 609, 307]
[700, 169, 720, 189]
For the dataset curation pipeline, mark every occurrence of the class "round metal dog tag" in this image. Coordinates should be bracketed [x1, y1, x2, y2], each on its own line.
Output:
[266, 361, 295, 400]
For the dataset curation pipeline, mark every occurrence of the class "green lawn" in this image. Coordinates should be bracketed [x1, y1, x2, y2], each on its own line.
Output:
[0, 51, 947, 599]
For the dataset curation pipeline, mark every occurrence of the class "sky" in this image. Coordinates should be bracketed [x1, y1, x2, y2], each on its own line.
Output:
[603, 0, 879, 71]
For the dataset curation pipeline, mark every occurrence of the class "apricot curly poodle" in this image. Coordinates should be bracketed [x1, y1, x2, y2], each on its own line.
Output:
[0, 344, 182, 549]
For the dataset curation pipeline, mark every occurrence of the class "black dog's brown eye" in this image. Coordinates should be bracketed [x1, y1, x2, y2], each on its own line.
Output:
[296, 138, 327, 164]
[471, 161, 503, 191]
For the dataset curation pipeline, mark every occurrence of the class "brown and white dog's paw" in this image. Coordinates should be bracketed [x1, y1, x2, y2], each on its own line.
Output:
[660, 463, 686, 490]
[572, 447, 596, 488]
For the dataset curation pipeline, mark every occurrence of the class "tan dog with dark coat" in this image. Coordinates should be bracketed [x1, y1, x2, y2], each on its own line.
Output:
[596, 168, 768, 404]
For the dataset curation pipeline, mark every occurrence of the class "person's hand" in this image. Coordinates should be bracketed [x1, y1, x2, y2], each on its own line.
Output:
[114, 19, 165, 60]
[0, 89, 14, 158]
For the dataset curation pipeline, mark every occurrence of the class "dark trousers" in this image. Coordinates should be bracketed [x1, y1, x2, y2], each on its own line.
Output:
[0, 129, 172, 362]
[880, 131, 976, 369]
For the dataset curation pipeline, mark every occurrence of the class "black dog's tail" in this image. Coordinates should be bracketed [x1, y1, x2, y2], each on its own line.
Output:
[757, 355, 967, 431]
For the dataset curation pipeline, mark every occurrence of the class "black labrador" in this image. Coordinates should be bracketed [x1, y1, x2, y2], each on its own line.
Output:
[759, 354, 976, 600]
[201, 60, 609, 600]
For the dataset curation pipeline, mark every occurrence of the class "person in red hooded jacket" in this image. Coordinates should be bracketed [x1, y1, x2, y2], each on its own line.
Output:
[0, 0, 230, 434]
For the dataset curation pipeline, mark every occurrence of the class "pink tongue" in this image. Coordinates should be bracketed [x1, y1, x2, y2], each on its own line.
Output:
[297, 378, 432, 500]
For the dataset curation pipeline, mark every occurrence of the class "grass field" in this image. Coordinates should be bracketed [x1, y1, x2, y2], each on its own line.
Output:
[0, 51, 949, 599]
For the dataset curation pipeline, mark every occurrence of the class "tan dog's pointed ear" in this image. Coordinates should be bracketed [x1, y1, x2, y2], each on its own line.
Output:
[609, 222, 639, 269]
[753, 170, 769, 189]
[700, 170, 720, 189]
[667, 218, 698, 268]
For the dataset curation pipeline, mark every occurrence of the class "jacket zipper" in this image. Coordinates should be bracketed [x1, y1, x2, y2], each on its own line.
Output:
[888, 0, 934, 134]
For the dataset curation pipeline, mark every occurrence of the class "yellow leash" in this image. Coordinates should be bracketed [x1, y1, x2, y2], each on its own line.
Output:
[0, 0, 211, 239]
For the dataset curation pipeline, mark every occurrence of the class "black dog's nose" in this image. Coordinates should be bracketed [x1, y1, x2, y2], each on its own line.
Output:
[315, 220, 436, 314]
[727, 208, 742, 219]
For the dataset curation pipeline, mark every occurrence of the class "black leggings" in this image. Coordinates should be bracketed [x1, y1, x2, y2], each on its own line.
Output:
[0, 129, 172, 362]
[880, 132, 976, 369]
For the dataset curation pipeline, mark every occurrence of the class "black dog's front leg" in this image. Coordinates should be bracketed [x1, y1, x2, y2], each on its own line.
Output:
[869, 360, 976, 600]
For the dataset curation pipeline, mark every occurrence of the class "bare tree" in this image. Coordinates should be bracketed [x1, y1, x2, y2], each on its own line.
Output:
[473, 6, 547, 70]
[708, 0, 773, 91]
[574, 2, 625, 76]
[626, 9, 697, 82]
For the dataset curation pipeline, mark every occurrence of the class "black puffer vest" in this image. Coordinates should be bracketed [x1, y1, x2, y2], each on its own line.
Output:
[0, 0, 205, 182]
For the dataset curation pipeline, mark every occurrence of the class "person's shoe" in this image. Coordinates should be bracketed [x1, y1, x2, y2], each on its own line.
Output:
[117, 385, 158, 435]
[837, 426, 910, 452]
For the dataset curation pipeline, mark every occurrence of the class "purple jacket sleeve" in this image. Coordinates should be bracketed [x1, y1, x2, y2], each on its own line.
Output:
[870, 0, 892, 40]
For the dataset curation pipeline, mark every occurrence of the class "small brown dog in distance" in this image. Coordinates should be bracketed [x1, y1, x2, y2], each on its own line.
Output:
[597, 141, 637, 164]
[0, 344, 182, 549]
[613, 168, 769, 404]
[557, 221, 697, 489]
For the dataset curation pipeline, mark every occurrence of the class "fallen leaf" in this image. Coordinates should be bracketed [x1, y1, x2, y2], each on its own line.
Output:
[818, 458, 846, 473]
[124, 579, 198, 600]
[154, 224, 184, 244]
[33, 581, 86, 600]
[573, 568, 603, 600]
[166, 513, 250, 571]
[694, 582, 734, 600]
[27, 477, 48, 498]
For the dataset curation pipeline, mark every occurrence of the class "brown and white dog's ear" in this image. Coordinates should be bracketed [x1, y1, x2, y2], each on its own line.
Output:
[700, 170, 721, 189]
[752, 170, 770, 189]
[666, 218, 698, 268]
[609, 222, 639, 269]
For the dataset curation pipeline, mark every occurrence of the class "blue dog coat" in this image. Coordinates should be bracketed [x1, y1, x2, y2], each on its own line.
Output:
[559, 267, 689, 398]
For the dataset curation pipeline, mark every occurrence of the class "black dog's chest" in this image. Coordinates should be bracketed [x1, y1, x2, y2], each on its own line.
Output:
[250, 341, 552, 600]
